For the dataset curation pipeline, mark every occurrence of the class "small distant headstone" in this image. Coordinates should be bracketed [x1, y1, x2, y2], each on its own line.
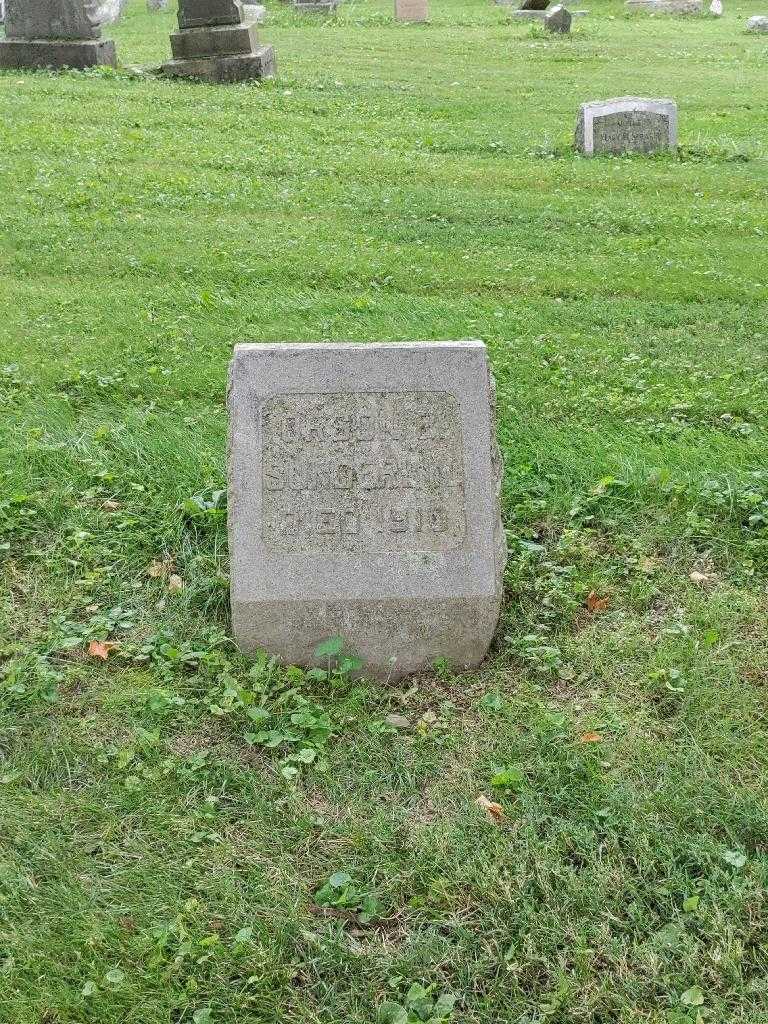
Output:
[162, 0, 276, 82]
[395, 0, 428, 21]
[228, 341, 507, 680]
[292, 0, 340, 11]
[576, 97, 677, 156]
[147, 0, 169, 11]
[93, 0, 128, 24]
[544, 4, 571, 30]
[625, 0, 702, 12]
[0, 0, 117, 69]
[747, 14, 768, 30]
[519, 0, 550, 9]
[709, 0, 722, 14]
[242, 3, 267, 21]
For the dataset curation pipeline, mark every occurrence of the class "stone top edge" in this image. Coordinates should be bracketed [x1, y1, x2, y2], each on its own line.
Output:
[579, 96, 676, 107]
[233, 340, 486, 353]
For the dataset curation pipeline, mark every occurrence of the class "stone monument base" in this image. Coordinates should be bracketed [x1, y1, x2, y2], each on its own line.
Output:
[0, 38, 116, 69]
[511, 7, 588, 16]
[161, 45, 275, 82]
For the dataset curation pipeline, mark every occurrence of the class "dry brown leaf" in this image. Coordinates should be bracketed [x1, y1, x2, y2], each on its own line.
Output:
[586, 591, 610, 613]
[578, 731, 603, 743]
[475, 794, 505, 824]
[102, 499, 121, 511]
[147, 561, 165, 578]
[88, 640, 118, 661]
[168, 574, 184, 593]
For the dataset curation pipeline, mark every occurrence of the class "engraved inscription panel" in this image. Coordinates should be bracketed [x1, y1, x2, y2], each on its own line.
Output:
[592, 111, 670, 154]
[261, 391, 466, 553]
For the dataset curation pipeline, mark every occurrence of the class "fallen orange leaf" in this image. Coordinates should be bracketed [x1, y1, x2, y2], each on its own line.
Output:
[578, 731, 603, 743]
[88, 640, 118, 661]
[586, 591, 610, 613]
[475, 794, 505, 823]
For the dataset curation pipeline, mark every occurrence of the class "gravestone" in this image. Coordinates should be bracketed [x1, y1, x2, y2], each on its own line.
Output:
[625, 0, 702, 12]
[242, 3, 266, 21]
[395, 0, 428, 21]
[575, 97, 677, 156]
[0, 0, 117, 69]
[147, 0, 169, 10]
[228, 341, 507, 680]
[747, 14, 768, 30]
[544, 4, 571, 30]
[519, 0, 550, 8]
[162, 0, 275, 82]
[93, 0, 127, 24]
[293, 0, 340, 11]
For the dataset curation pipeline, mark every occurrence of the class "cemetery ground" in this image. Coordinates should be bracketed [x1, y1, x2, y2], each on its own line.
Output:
[1, 0, 768, 1020]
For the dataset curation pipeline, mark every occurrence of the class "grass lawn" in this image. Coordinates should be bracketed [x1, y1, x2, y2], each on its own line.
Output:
[2, 0, 768, 1020]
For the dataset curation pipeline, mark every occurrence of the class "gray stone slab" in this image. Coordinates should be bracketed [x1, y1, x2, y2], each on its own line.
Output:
[228, 341, 506, 680]
[242, 3, 266, 22]
[177, 0, 243, 29]
[147, 0, 169, 10]
[625, 0, 701, 11]
[293, 0, 340, 11]
[519, 0, 549, 8]
[544, 3, 571, 30]
[747, 14, 768, 30]
[395, 0, 427, 20]
[575, 96, 677, 156]
[0, 37, 115, 66]
[162, 44, 275, 81]
[170, 22, 257, 59]
[92, 0, 127, 25]
[3, 0, 103, 39]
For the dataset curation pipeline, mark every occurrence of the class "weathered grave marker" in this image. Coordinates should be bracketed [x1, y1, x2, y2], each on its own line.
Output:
[395, 0, 428, 22]
[162, 0, 275, 82]
[747, 14, 768, 30]
[544, 4, 571, 30]
[625, 0, 702, 12]
[292, 0, 340, 12]
[228, 341, 507, 680]
[0, 0, 117, 69]
[575, 97, 677, 156]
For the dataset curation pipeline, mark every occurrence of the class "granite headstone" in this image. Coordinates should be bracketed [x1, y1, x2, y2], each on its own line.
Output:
[228, 341, 507, 680]
[395, 0, 428, 21]
[576, 97, 677, 155]
[0, 0, 117, 68]
[162, 0, 275, 82]
[544, 4, 571, 30]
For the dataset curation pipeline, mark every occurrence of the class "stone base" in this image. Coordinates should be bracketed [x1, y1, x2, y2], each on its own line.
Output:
[232, 597, 503, 681]
[625, 0, 702, 12]
[170, 23, 259, 60]
[161, 45, 276, 82]
[0, 38, 116, 70]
